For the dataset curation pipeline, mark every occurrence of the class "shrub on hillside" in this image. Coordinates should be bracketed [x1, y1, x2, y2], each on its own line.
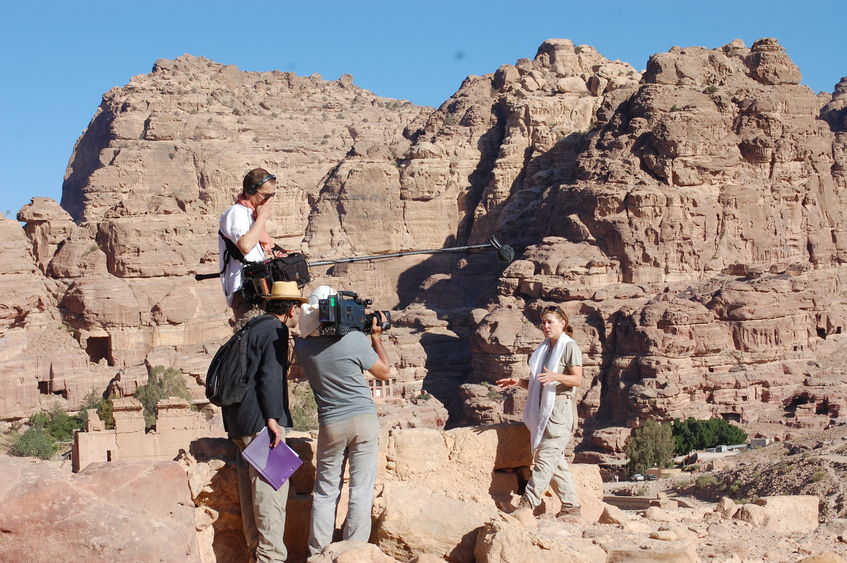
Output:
[78, 389, 115, 429]
[135, 366, 194, 429]
[42, 405, 82, 442]
[9, 427, 57, 459]
[290, 384, 318, 432]
[26, 405, 83, 442]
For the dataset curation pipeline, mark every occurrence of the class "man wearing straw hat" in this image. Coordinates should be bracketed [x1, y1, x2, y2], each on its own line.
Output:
[222, 280, 306, 563]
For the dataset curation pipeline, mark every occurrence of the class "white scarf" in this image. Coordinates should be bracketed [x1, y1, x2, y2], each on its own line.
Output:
[523, 333, 573, 452]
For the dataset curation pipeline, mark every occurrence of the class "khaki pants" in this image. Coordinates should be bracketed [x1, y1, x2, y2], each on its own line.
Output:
[234, 431, 289, 562]
[308, 414, 380, 556]
[523, 395, 580, 509]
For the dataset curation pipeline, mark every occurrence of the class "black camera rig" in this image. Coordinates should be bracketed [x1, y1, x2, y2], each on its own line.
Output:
[317, 291, 391, 336]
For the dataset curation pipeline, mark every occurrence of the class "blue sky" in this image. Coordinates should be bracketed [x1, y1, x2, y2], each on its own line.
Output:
[1, 0, 844, 220]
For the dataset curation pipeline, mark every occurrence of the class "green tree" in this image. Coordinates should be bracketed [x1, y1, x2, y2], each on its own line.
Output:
[78, 388, 115, 429]
[715, 419, 747, 446]
[135, 366, 194, 429]
[672, 418, 696, 455]
[626, 420, 675, 475]
[670, 417, 747, 455]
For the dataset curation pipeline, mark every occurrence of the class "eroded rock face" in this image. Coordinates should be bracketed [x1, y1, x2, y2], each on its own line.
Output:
[2, 38, 846, 473]
[464, 38, 847, 460]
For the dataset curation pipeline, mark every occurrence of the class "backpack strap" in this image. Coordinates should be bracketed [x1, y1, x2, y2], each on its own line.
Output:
[219, 230, 250, 296]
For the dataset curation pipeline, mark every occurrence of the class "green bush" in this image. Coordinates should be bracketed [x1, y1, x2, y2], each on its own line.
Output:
[26, 405, 83, 443]
[78, 389, 115, 429]
[673, 477, 694, 489]
[44, 405, 82, 442]
[671, 417, 747, 455]
[135, 366, 194, 429]
[811, 470, 827, 483]
[695, 474, 719, 488]
[10, 427, 57, 459]
[290, 384, 318, 432]
[625, 420, 675, 475]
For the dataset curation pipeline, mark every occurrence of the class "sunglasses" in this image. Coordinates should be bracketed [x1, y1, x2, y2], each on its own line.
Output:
[258, 191, 275, 201]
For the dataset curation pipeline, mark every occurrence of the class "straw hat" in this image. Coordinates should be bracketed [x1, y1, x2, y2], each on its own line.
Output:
[266, 280, 307, 302]
[298, 285, 338, 337]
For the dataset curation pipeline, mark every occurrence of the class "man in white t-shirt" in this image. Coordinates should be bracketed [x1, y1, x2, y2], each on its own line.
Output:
[219, 167, 279, 326]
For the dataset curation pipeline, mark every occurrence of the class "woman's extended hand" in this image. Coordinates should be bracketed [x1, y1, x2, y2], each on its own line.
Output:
[495, 377, 518, 388]
[537, 367, 561, 385]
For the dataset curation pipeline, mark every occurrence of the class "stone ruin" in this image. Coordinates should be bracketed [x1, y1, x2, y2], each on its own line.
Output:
[71, 396, 224, 472]
[1, 37, 847, 468]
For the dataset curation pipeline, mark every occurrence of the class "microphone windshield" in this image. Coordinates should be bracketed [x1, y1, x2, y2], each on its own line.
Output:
[497, 245, 515, 263]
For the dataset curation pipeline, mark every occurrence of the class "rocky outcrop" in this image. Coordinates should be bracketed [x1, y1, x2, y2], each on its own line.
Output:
[3, 423, 833, 562]
[0, 456, 200, 562]
[465, 37, 847, 460]
[2, 38, 846, 474]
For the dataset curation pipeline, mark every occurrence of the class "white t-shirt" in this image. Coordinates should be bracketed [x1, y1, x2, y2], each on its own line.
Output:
[218, 203, 265, 305]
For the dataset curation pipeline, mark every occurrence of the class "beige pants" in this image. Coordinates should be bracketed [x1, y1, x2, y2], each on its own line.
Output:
[234, 431, 289, 563]
[309, 414, 380, 556]
[523, 395, 580, 509]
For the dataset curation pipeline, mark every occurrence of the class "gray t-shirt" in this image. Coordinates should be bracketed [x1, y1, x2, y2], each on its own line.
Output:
[294, 331, 379, 426]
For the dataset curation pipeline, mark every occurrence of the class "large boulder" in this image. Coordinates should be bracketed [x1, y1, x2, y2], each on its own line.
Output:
[736, 495, 820, 533]
[0, 455, 200, 562]
[474, 519, 604, 562]
[373, 482, 498, 562]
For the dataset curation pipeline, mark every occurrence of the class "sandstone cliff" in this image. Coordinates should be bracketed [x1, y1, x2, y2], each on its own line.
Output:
[4, 38, 846, 463]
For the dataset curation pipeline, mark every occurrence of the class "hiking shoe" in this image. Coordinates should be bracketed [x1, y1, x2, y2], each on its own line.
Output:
[556, 504, 581, 520]
[503, 495, 533, 514]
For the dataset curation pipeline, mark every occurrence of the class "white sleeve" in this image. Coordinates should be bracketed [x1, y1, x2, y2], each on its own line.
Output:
[220, 205, 252, 243]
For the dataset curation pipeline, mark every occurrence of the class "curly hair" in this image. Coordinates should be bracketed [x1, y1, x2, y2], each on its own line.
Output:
[262, 299, 298, 317]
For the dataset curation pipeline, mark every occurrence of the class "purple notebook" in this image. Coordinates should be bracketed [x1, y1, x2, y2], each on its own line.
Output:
[241, 427, 303, 491]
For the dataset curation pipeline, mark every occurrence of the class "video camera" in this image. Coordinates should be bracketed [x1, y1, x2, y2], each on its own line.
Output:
[317, 291, 391, 336]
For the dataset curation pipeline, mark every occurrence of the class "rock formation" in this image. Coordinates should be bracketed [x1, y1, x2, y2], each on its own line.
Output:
[2, 37, 846, 468]
[0, 456, 200, 561]
[4, 423, 843, 562]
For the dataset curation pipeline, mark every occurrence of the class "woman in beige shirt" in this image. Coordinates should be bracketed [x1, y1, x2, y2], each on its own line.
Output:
[497, 305, 583, 519]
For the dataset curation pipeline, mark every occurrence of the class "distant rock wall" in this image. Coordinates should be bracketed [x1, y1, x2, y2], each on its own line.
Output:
[3, 39, 847, 464]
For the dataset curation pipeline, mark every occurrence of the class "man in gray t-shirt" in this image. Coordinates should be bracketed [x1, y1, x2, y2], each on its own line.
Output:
[295, 331, 378, 426]
[294, 286, 390, 556]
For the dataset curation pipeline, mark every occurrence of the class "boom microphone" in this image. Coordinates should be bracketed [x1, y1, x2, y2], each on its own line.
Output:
[307, 235, 515, 267]
[194, 235, 515, 284]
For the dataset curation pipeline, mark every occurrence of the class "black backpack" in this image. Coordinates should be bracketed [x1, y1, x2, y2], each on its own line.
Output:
[205, 315, 277, 406]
